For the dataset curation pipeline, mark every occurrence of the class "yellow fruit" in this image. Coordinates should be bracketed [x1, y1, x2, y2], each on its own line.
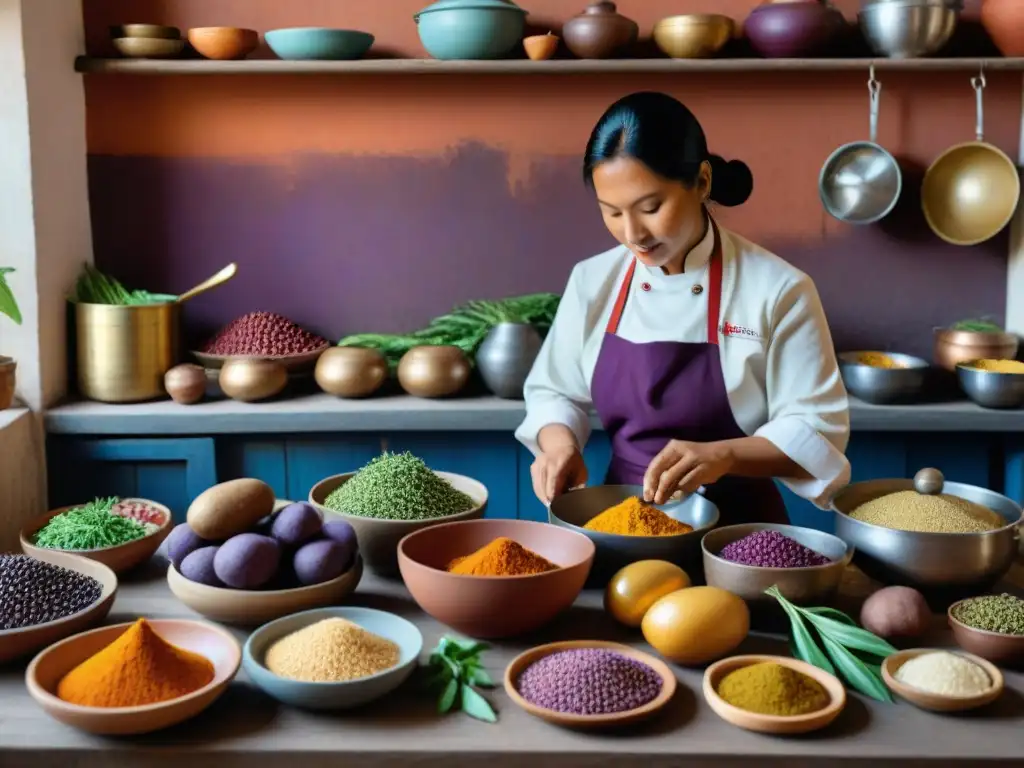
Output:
[641, 586, 749, 665]
[604, 560, 691, 627]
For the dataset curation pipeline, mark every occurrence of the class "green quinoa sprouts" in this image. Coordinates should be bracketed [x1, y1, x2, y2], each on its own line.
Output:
[324, 452, 475, 521]
[33, 496, 150, 551]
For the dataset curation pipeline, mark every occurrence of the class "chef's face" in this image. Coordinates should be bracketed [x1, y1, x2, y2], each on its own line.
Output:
[592, 156, 711, 271]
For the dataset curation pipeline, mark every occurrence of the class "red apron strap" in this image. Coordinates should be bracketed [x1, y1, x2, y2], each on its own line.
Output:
[606, 219, 725, 342]
[605, 258, 636, 335]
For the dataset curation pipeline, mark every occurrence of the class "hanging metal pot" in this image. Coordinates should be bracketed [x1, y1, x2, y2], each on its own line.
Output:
[921, 72, 1021, 247]
[818, 67, 902, 224]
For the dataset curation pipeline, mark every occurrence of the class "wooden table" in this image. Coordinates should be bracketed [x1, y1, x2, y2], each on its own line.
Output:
[2, 561, 1023, 768]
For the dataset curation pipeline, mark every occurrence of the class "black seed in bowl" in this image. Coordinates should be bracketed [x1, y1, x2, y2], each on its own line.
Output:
[0, 554, 104, 630]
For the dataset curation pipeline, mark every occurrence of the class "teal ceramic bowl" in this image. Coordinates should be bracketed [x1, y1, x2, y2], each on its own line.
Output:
[264, 28, 375, 60]
[414, 0, 527, 60]
[242, 607, 422, 710]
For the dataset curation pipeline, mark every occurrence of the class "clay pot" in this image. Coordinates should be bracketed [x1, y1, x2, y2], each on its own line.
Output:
[0, 356, 15, 410]
[164, 363, 206, 405]
[933, 328, 1019, 372]
[562, 1, 639, 59]
[744, 1, 840, 58]
[981, 0, 1024, 57]
[314, 347, 388, 398]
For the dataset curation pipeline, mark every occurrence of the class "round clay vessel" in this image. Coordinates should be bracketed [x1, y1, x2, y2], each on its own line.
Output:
[523, 32, 560, 60]
[314, 347, 388, 398]
[981, 0, 1024, 57]
[164, 363, 206, 404]
[0, 356, 15, 410]
[562, 1, 639, 59]
[397, 345, 470, 398]
[744, 2, 838, 58]
[218, 359, 288, 402]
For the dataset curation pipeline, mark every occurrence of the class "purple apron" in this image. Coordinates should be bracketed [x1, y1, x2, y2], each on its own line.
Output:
[589, 218, 789, 525]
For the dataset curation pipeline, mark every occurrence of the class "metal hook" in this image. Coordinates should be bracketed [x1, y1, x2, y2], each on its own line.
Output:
[868, 63, 880, 98]
[972, 64, 986, 92]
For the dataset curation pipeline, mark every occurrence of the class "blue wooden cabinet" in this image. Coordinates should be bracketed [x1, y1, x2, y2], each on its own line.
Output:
[46, 430, 1013, 530]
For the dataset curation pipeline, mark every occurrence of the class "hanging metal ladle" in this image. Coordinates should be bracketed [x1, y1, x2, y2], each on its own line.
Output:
[818, 66, 903, 225]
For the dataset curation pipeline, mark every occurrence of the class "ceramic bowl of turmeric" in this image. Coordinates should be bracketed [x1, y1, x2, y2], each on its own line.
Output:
[25, 618, 241, 736]
[837, 351, 930, 405]
[548, 485, 719, 580]
[397, 519, 595, 639]
[957, 359, 1024, 409]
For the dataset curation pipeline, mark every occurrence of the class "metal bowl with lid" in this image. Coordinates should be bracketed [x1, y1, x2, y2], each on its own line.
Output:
[831, 468, 1021, 590]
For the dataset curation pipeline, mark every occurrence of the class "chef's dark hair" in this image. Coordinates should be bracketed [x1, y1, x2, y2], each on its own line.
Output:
[583, 91, 753, 207]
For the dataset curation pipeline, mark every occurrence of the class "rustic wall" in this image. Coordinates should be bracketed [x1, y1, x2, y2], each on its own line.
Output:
[82, 0, 1018, 358]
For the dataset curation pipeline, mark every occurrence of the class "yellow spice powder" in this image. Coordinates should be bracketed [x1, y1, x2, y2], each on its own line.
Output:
[965, 359, 1024, 374]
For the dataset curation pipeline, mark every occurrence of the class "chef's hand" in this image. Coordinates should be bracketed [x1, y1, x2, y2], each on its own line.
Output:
[643, 440, 734, 504]
[531, 446, 588, 505]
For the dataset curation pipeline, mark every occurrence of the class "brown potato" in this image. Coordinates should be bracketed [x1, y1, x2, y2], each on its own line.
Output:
[860, 585, 931, 639]
[186, 478, 276, 540]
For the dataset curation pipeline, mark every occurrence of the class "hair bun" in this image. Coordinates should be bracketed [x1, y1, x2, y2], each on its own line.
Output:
[708, 155, 753, 207]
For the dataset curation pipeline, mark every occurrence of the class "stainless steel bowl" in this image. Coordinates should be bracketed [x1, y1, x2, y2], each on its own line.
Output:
[838, 351, 930, 404]
[858, 2, 958, 58]
[861, 0, 963, 9]
[701, 523, 853, 606]
[831, 475, 1022, 589]
[548, 484, 719, 579]
[819, 142, 902, 224]
[957, 363, 1024, 409]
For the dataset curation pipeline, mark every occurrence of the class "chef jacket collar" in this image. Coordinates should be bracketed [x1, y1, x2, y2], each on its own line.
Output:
[635, 214, 715, 286]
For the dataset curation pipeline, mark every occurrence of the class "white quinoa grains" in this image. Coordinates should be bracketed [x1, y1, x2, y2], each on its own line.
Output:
[849, 491, 1004, 534]
[264, 618, 401, 683]
[894, 651, 991, 697]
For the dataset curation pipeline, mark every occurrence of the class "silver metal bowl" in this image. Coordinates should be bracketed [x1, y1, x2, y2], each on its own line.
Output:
[701, 523, 853, 605]
[957, 363, 1024, 409]
[858, 2, 958, 58]
[838, 351, 930, 404]
[819, 142, 902, 224]
[860, 0, 963, 9]
[831, 476, 1022, 589]
[548, 484, 719, 578]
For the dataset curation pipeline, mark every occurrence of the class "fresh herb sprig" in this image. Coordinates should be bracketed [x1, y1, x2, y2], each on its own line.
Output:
[766, 586, 898, 703]
[0, 268, 22, 325]
[70, 264, 176, 306]
[424, 635, 498, 723]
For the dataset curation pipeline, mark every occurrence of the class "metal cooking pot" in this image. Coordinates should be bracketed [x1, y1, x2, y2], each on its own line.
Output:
[830, 467, 1022, 589]
[921, 73, 1021, 246]
[819, 68, 902, 224]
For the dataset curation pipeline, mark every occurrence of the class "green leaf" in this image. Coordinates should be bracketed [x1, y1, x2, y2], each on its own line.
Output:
[766, 587, 835, 675]
[468, 667, 494, 688]
[804, 606, 857, 625]
[422, 666, 452, 690]
[460, 684, 497, 723]
[438, 678, 459, 714]
[802, 612, 898, 660]
[819, 632, 892, 702]
[0, 268, 22, 326]
[452, 641, 489, 660]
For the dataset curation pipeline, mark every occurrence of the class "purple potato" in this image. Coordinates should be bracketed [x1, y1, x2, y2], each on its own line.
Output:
[265, 561, 301, 591]
[293, 539, 352, 586]
[270, 502, 322, 546]
[213, 533, 281, 589]
[180, 546, 223, 587]
[166, 522, 209, 569]
[321, 520, 357, 551]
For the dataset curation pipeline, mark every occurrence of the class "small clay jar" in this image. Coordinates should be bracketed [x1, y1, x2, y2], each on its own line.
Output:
[562, 1, 639, 59]
[981, 0, 1024, 57]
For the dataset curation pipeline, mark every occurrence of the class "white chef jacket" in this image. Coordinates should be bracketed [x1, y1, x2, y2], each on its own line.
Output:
[515, 222, 851, 509]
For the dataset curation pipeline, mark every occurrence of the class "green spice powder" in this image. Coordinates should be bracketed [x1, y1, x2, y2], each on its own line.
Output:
[952, 593, 1024, 635]
[324, 452, 475, 521]
[34, 497, 150, 551]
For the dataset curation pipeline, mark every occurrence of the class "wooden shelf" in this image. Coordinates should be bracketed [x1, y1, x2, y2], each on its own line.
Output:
[74, 56, 1024, 75]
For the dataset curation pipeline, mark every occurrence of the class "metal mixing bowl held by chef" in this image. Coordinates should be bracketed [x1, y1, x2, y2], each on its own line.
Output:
[831, 469, 1022, 590]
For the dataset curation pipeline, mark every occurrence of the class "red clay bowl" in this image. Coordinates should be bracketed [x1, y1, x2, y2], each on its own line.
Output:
[397, 519, 595, 639]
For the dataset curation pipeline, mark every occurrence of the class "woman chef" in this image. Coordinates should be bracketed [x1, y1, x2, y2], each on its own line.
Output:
[515, 92, 850, 523]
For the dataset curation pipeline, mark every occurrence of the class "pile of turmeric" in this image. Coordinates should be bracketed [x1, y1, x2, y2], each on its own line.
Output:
[853, 352, 906, 369]
[447, 537, 558, 576]
[584, 496, 693, 536]
[965, 359, 1024, 374]
[57, 618, 215, 708]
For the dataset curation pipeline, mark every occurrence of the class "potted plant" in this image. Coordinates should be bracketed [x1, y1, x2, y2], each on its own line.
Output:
[0, 267, 22, 410]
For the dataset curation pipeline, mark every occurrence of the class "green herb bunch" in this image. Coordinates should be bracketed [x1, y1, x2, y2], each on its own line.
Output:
[949, 317, 1004, 333]
[0, 268, 22, 325]
[424, 636, 497, 723]
[70, 264, 176, 306]
[338, 293, 561, 369]
[766, 586, 898, 703]
[34, 496, 148, 551]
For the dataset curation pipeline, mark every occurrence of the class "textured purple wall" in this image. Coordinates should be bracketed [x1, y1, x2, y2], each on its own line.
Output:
[88, 145, 1007, 359]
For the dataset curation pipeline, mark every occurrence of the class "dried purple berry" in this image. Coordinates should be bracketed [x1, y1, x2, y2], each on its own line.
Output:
[718, 530, 831, 568]
[516, 649, 662, 715]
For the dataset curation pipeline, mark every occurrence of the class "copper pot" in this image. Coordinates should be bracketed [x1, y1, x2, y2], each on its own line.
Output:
[933, 328, 1019, 372]
[562, 1, 639, 59]
[397, 345, 471, 398]
[315, 347, 388, 399]
[744, 1, 841, 57]
[981, 0, 1024, 57]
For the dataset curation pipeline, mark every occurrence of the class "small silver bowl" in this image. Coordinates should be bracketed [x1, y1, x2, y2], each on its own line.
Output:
[957, 362, 1024, 409]
[838, 351, 930, 404]
[701, 523, 853, 606]
[858, 1, 958, 58]
[548, 484, 718, 578]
